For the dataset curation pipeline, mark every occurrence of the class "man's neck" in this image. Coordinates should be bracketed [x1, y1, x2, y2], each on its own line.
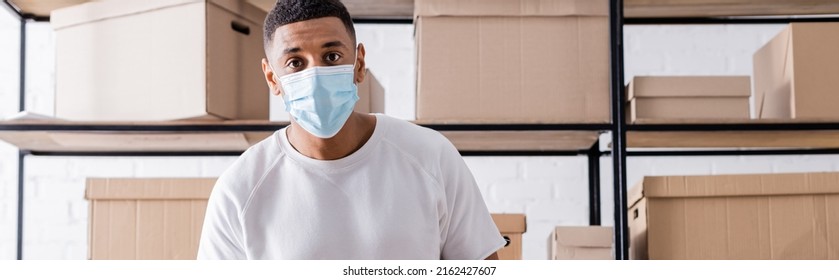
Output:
[286, 112, 377, 160]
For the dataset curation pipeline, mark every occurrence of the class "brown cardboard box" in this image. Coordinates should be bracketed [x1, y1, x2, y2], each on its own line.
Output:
[354, 69, 386, 116]
[629, 173, 839, 260]
[491, 214, 526, 260]
[270, 69, 385, 121]
[627, 76, 751, 122]
[414, 0, 610, 124]
[85, 178, 216, 260]
[549, 226, 613, 260]
[753, 22, 839, 120]
[52, 0, 268, 121]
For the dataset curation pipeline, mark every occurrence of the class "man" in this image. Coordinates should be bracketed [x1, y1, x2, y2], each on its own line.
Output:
[197, 0, 504, 260]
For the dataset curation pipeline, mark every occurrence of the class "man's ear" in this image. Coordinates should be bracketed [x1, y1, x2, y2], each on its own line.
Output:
[262, 58, 282, 97]
[354, 43, 367, 84]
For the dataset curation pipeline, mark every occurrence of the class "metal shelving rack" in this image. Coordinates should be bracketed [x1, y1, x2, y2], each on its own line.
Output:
[616, 2, 839, 260]
[3, 0, 839, 261]
[608, 0, 630, 259]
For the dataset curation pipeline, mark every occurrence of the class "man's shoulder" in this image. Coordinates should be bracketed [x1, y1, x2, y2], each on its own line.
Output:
[215, 131, 286, 196]
[377, 115, 460, 168]
[378, 115, 453, 152]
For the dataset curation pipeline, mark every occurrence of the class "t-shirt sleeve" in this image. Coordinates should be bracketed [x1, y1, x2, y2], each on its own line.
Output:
[437, 141, 507, 260]
[197, 178, 247, 260]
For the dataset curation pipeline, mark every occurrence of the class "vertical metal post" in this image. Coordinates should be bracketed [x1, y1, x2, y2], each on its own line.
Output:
[609, 0, 629, 260]
[18, 15, 25, 111]
[17, 12, 27, 260]
[587, 141, 601, 226]
[16, 151, 26, 260]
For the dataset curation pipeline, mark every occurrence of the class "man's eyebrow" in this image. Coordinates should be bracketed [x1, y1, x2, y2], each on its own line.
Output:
[282, 47, 301, 55]
[322, 41, 345, 49]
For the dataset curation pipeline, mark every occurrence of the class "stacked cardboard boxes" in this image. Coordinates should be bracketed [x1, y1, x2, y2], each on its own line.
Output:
[414, 0, 610, 123]
[628, 22, 839, 123]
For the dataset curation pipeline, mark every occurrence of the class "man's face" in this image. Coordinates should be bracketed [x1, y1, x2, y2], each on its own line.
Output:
[262, 16, 365, 97]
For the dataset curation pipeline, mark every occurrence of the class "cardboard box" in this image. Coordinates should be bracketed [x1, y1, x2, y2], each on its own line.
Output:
[85, 178, 216, 260]
[414, 0, 610, 123]
[627, 76, 751, 122]
[629, 173, 839, 260]
[52, 0, 268, 121]
[354, 70, 386, 117]
[549, 226, 613, 260]
[753, 22, 839, 119]
[491, 214, 526, 260]
[270, 69, 385, 121]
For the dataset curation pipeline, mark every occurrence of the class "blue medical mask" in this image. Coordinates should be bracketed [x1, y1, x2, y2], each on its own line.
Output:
[275, 62, 359, 139]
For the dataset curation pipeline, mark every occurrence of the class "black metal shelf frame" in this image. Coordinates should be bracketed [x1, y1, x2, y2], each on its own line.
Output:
[629, 123, 839, 131]
[608, 0, 630, 260]
[4, 0, 839, 261]
[611, 5, 839, 260]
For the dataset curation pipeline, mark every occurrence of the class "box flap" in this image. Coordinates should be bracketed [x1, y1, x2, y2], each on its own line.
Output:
[491, 214, 526, 233]
[52, 0, 202, 30]
[553, 226, 613, 248]
[628, 76, 751, 99]
[753, 25, 792, 119]
[641, 172, 839, 198]
[85, 178, 216, 200]
[628, 179, 646, 209]
[415, 0, 607, 17]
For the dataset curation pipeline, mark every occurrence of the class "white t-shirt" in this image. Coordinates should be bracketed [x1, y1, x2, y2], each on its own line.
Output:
[197, 114, 505, 260]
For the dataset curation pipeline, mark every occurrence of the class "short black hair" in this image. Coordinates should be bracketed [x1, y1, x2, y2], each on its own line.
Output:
[263, 0, 356, 53]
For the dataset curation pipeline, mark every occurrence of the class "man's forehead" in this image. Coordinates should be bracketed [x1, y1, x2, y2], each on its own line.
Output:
[273, 17, 352, 49]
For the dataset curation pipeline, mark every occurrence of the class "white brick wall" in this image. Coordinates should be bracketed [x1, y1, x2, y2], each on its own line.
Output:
[1, 16, 837, 260]
[23, 23, 55, 116]
[0, 9, 19, 116]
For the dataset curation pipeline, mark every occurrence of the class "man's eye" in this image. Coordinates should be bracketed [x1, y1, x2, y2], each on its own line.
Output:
[325, 53, 341, 62]
[287, 60, 302, 69]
